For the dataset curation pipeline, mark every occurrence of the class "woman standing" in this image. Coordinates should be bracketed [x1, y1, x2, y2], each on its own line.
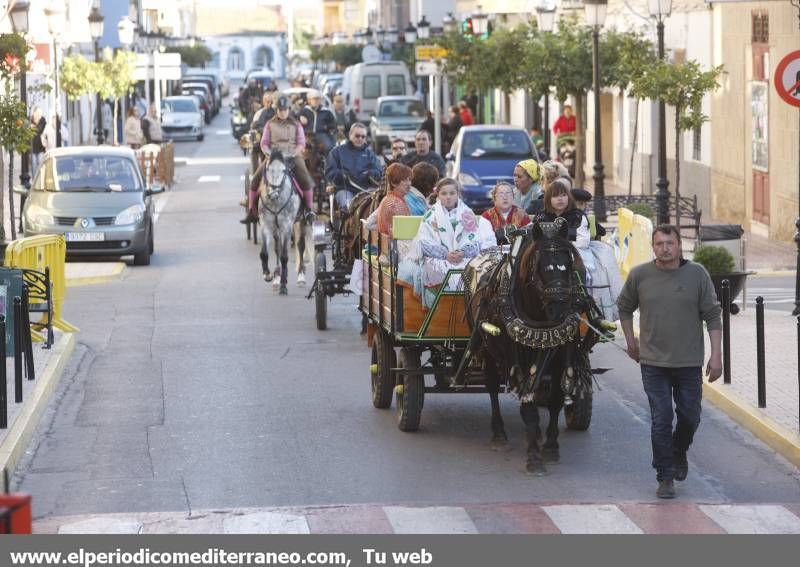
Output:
[124, 107, 144, 148]
[376, 163, 413, 237]
[481, 182, 530, 243]
[513, 159, 542, 213]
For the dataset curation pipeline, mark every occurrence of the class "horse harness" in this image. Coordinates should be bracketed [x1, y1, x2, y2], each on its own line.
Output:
[261, 159, 296, 217]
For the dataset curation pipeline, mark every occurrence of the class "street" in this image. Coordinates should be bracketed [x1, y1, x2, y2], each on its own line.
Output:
[12, 108, 800, 526]
[745, 275, 798, 313]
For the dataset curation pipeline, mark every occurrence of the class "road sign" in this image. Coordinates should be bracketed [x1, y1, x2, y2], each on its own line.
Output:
[415, 45, 448, 61]
[415, 61, 440, 76]
[774, 50, 800, 108]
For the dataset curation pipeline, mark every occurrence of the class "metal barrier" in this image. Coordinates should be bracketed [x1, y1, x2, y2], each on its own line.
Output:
[3, 235, 79, 335]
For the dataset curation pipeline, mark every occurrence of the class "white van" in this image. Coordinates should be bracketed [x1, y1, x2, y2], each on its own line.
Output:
[342, 61, 411, 122]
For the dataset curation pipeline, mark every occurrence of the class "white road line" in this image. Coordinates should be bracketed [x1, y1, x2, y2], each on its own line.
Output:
[58, 518, 143, 534]
[543, 504, 643, 534]
[215, 129, 229, 135]
[699, 505, 800, 534]
[222, 512, 310, 534]
[153, 192, 171, 224]
[383, 506, 478, 534]
[198, 175, 221, 183]
[175, 157, 249, 166]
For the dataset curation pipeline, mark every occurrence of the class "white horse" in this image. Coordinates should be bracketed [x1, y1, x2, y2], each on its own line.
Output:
[258, 151, 312, 294]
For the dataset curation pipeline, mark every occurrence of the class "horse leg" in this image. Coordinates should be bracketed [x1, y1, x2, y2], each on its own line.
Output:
[544, 350, 570, 463]
[279, 237, 289, 295]
[260, 225, 272, 282]
[520, 401, 547, 476]
[272, 228, 281, 288]
[485, 358, 508, 449]
[295, 219, 307, 286]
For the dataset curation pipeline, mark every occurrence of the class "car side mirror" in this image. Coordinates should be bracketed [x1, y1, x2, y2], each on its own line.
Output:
[145, 184, 165, 196]
[13, 185, 29, 197]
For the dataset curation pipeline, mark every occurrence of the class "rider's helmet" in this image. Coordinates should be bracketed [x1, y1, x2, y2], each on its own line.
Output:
[275, 95, 291, 110]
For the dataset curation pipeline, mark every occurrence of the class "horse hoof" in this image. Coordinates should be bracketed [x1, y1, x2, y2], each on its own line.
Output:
[279, 286, 288, 295]
[542, 447, 560, 464]
[272, 278, 280, 288]
[263, 272, 273, 282]
[490, 433, 509, 451]
[297, 273, 306, 286]
[525, 461, 549, 476]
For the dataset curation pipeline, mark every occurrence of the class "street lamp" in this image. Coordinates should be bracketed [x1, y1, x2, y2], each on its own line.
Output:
[118, 16, 136, 48]
[88, 4, 105, 145]
[585, 0, 607, 221]
[404, 22, 417, 44]
[375, 26, 386, 44]
[45, 1, 66, 148]
[472, 6, 489, 37]
[386, 26, 399, 45]
[649, 0, 672, 225]
[10, 0, 31, 188]
[536, 2, 556, 158]
[417, 16, 430, 40]
[442, 13, 457, 35]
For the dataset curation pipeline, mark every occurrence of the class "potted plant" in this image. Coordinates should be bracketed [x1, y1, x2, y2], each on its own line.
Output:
[626, 202, 655, 222]
[692, 245, 751, 314]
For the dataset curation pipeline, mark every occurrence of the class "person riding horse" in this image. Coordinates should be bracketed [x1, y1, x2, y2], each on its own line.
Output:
[298, 91, 337, 157]
[324, 123, 384, 211]
[241, 95, 316, 224]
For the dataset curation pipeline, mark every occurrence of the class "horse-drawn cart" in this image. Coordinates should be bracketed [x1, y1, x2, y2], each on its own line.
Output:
[360, 216, 608, 452]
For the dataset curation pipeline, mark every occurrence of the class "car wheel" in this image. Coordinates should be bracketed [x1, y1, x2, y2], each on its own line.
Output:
[148, 228, 154, 254]
[197, 134, 204, 142]
[133, 248, 150, 266]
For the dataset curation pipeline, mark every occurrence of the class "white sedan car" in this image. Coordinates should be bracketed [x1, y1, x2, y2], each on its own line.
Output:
[161, 96, 204, 142]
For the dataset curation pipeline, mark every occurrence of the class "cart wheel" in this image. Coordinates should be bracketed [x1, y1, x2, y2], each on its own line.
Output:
[244, 171, 252, 241]
[315, 252, 328, 330]
[371, 330, 396, 409]
[565, 389, 593, 431]
[397, 347, 424, 432]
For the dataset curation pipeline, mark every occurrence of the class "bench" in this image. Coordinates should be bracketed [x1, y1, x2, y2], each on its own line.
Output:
[586, 194, 702, 240]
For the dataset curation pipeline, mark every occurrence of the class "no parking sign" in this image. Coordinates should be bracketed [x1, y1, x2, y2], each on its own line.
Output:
[775, 50, 800, 107]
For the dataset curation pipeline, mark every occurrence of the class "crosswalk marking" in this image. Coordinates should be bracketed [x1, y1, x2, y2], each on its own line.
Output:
[222, 512, 310, 534]
[383, 506, 478, 534]
[198, 175, 221, 183]
[699, 505, 800, 534]
[745, 288, 794, 304]
[58, 518, 143, 534]
[215, 129, 229, 135]
[543, 504, 643, 534]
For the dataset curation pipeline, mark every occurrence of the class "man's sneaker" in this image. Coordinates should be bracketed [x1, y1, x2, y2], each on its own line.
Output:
[674, 451, 688, 481]
[656, 479, 675, 499]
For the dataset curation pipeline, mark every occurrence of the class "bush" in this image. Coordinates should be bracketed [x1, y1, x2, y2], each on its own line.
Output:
[626, 202, 655, 221]
[693, 245, 735, 275]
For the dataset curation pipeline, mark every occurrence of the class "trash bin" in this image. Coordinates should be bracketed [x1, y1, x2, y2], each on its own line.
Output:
[698, 224, 745, 271]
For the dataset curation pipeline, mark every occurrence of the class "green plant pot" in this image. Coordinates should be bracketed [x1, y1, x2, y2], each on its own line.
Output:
[710, 272, 754, 314]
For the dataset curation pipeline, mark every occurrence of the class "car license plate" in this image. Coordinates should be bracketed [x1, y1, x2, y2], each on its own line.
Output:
[66, 232, 105, 242]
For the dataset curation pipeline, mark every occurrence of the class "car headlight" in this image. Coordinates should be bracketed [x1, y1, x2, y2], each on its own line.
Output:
[457, 172, 481, 186]
[115, 204, 146, 226]
[26, 204, 54, 226]
[372, 124, 389, 136]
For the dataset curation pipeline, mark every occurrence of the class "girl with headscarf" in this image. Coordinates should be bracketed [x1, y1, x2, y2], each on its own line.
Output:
[481, 182, 530, 243]
[513, 159, 542, 212]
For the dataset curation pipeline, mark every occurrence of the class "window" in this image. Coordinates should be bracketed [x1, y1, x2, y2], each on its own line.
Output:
[44, 160, 54, 190]
[363, 75, 380, 99]
[254, 46, 273, 69]
[227, 47, 244, 72]
[752, 12, 769, 44]
[53, 156, 143, 192]
[692, 126, 701, 161]
[378, 99, 425, 117]
[163, 99, 198, 113]
[387, 75, 406, 96]
[461, 131, 533, 159]
[751, 82, 768, 171]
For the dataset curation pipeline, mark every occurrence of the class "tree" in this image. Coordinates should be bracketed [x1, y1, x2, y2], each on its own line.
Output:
[60, 54, 101, 100]
[631, 59, 722, 225]
[165, 45, 212, 68]
[310, 44, 362, 70]
[100, 49, 137, 144]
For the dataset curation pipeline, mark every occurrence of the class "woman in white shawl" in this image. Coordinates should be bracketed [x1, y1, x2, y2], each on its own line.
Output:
[400, 178, 495, 307]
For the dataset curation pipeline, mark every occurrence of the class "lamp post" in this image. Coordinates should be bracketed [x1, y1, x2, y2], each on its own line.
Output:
[442, 13, 457, 35]
[45, 1, 66, 148]
[649, 0, 672, 225]
[417, 16, 430, 40]
[118, 16, 135, 125]
[585, 0, 607, 221]
[10, 0, 31, 187]
[386, 26, 399, 46]
[536, 3, 556, 158]
[88, 5, 105, 145]
[404, 22, 417, 44]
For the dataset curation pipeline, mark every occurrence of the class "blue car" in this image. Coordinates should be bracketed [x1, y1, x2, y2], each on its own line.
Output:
[445, 125, 538, 212]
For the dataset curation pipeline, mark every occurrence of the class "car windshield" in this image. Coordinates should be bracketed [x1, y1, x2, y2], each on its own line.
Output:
[53, 156, 142, 192]
[461, 131, 533, 159]
[378, 100, 425, 118]
[163, 99, 197, 113]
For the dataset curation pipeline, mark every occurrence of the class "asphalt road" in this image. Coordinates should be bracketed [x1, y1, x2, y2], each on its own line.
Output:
[12, 109, 800, 520]
[745, 275, 797, 313]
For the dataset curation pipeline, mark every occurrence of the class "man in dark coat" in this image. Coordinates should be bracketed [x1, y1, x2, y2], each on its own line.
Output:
[400, 129, 446, 178]
[325, 123, 384, 210]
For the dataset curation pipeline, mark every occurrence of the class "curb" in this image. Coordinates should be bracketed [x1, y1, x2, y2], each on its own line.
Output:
[703, 381, 800, 468]
[66, 263, 126, 287]
[0, 332, 76, 476]
[751, 269, 796, 277]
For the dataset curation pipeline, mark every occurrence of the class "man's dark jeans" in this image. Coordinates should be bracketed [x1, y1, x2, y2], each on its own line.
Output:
[641, 365, 702, 481]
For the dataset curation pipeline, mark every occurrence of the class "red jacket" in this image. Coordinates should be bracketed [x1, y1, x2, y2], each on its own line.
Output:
[553, 114, 576, 135]
[460, 108, 474, 126]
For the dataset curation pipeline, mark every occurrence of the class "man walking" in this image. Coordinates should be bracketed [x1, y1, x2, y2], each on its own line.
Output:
[401, 130, 446, 178]
[617, 225, 722, 499]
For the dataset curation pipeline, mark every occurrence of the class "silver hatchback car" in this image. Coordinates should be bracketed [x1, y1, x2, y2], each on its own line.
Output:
[18, 147, 164, 265]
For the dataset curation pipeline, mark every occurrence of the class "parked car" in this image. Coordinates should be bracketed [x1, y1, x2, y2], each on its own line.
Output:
[445, 125, 539, 212]
[185, 67, 227, 97]
[17, 147, 164, 265]
[369, 96, 426, 155]
[161, 96, 205, 142]
[182, 79, 218, 115]
[341, 61, 411, 121]
[181, 88, 211, 123]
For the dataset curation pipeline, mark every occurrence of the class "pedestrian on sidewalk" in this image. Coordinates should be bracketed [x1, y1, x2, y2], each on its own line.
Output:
[617, 224, 722, 499]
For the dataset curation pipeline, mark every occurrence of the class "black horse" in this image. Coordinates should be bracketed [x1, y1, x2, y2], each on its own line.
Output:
[464, 218, 600, 475]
